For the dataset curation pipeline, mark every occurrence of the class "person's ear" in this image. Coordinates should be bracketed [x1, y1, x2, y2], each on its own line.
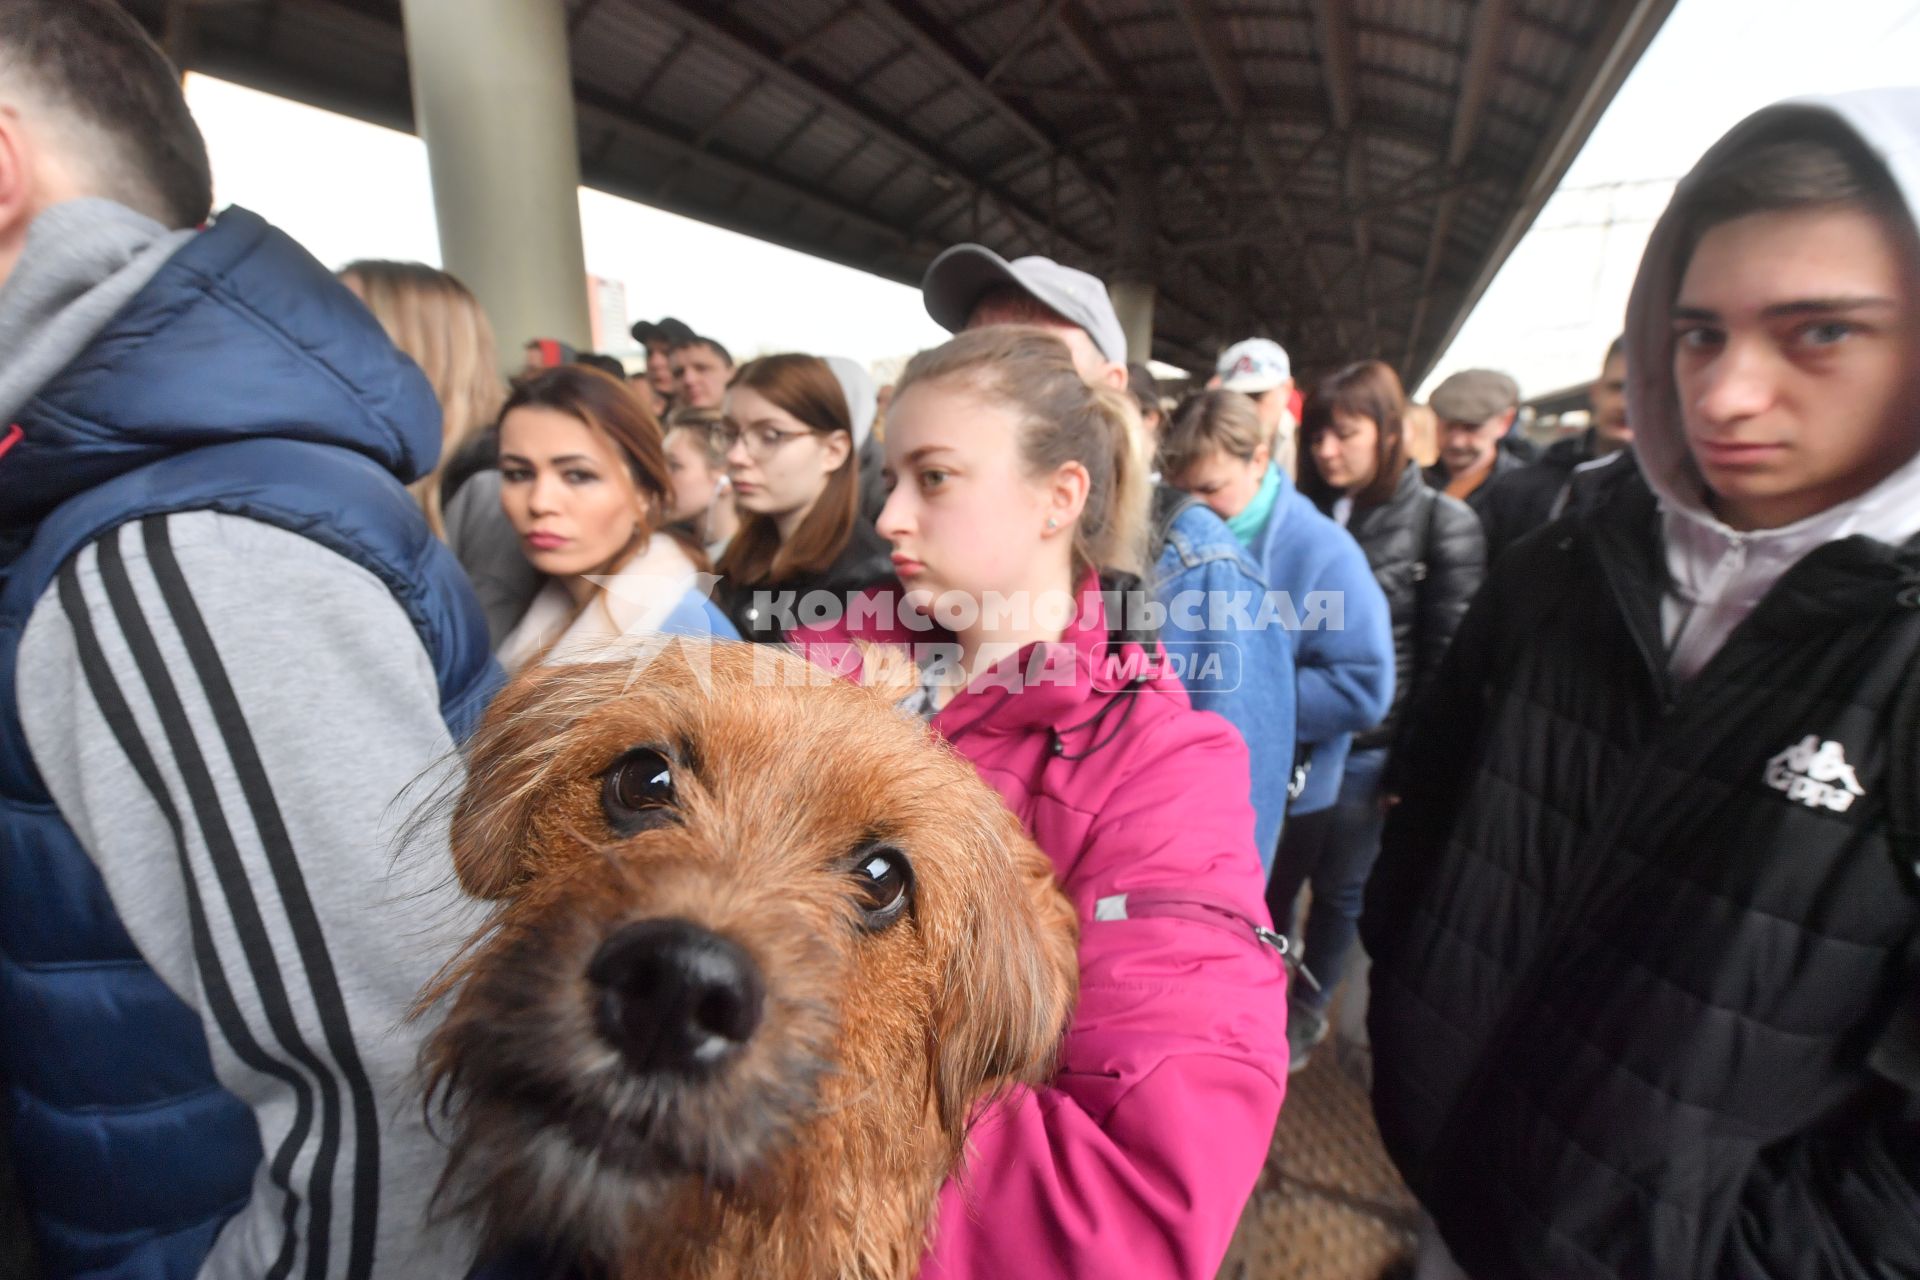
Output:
[819, 428, 852, 474]
[1045, 459, 1091, 533]
[1099, 361, 1129, 392]
[1497, 407, 1518, 434]
[0, 106, 45, 288]
[1253, 440, 1272, 471]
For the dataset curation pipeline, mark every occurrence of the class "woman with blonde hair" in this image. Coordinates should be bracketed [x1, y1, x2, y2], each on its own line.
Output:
[339, 259, 506, 535]
[789, 326, 1287, 1276]
[660, 404, 740, 562]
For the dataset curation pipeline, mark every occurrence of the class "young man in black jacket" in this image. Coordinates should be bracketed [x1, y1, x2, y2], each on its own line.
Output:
[1366, 91, 1920, 1280]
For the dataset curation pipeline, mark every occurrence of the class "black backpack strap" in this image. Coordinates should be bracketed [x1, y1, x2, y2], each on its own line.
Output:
[1149, 483, 1202, 569]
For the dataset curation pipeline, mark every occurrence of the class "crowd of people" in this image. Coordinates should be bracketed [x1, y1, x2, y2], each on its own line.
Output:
[2, 3, 1918, 1279]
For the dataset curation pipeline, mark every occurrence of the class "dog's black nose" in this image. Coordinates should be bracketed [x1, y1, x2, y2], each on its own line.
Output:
[587, 918, 764, 1074]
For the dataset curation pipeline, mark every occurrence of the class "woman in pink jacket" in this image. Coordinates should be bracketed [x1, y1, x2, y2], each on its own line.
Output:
[791, 325, 1290, 1277]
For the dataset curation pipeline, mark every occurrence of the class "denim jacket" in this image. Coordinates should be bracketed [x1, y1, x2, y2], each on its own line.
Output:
[1152, 494, 1296, 866]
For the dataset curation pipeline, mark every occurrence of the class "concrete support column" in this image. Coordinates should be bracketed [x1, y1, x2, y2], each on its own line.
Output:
[1109, 137, 1157, 366]
[401, 0, 591, 371]
[1109, 281, 1155, 368]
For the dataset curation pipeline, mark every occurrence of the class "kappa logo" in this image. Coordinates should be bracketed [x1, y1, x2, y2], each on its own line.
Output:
[1763, 735, 1866, 813]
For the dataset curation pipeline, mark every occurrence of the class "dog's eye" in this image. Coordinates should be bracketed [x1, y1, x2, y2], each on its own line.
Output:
[850, 846, 913, 930]
[602, 747, 678, 834]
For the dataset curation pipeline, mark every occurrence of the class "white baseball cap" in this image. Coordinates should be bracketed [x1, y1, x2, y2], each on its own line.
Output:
[921, 243, 1129, 365]
[1215, 338, 1292, 393]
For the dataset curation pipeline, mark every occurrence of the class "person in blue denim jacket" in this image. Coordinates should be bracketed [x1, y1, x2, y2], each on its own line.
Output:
[920, 243, 1300, 863]
[1161, 389, 1394, 859]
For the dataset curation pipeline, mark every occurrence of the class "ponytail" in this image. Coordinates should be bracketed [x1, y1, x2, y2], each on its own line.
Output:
[894, 326, 1150, 581]
[1083, 378, 1150, 579]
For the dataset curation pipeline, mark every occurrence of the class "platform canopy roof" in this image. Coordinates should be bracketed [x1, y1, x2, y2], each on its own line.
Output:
[139, 0, 1676, 379]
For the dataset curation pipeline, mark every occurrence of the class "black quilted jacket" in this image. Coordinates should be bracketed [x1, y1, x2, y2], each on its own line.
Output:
[1364, 460, 1920, 1279]
[1330, 461, 1485, 753]
[1475, 429, 1596, 565]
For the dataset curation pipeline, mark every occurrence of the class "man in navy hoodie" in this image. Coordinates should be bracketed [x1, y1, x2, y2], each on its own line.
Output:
[0, 4, 496, 1276]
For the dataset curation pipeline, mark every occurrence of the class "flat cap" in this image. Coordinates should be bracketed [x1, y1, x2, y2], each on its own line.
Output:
[1429, 369, 1520, 423]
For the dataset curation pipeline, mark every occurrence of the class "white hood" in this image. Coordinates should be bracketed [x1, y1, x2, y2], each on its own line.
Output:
[1621, 89, 1920, 679]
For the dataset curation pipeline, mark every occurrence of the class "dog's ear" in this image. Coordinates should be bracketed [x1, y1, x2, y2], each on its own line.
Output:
[449, 665, 587, 899]
[930, 802, 1079, 1134]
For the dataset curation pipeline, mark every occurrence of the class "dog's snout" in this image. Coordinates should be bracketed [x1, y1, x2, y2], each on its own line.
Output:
[588, 918, 764, 1075]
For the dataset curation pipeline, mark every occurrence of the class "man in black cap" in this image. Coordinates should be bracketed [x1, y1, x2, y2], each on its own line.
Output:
[630, 315, 694, 412]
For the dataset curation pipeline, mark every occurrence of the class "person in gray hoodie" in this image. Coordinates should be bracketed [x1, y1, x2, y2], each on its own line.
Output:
[1364, 90, 1920, 1279]
[0, 4, 496, 1276]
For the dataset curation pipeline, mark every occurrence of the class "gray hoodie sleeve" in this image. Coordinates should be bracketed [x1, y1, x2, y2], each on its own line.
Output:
[17, 511, 479, 1280]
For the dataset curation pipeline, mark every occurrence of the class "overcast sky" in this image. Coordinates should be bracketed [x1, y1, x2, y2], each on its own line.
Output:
[184, 0, 1920, 393]
[1424, 0, 1920, 397]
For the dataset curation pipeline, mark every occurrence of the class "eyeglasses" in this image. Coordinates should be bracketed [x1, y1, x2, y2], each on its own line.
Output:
[711, 421, 817, 458]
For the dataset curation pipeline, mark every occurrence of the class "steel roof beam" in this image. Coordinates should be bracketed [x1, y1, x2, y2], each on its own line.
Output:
[984, 0, 1066, 86]
[628, 0, 1090, 268]
[1311, 0, 1377, 351]
[855, 0, 1064, 159]
[1052, 3, 1141, 125]
[1309, 0, 1357, 132]
[1405, 0, 1509, 373]
[777, 3, 861, 65]
[1410, 0, 1681, 383]
[852, 0, 1244, 363]
[1172, 0, 1349, 350]
[572, 84, 922, 252]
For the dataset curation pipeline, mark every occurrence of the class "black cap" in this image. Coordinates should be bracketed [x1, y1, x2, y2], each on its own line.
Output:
[630, 316, 696, 346]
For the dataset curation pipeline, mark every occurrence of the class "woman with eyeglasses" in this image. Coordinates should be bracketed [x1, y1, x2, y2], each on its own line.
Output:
[712, 353, 893, 643]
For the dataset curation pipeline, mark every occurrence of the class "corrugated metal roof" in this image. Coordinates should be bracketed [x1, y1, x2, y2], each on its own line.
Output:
[142, 0, 1675, 379]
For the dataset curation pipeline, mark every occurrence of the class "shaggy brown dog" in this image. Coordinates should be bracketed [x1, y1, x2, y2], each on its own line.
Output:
[419, 640, 1078, 1279]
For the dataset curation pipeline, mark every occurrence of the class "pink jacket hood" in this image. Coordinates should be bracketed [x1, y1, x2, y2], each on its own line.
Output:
[793, 579, 1289, 1278]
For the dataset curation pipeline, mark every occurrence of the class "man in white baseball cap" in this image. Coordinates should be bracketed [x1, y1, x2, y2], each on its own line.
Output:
[921, 243, 1130, 389]
[1213, 338, 1298, 476]
[917, 242, 1300, 868]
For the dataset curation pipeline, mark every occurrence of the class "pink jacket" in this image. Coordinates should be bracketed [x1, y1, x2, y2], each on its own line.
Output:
[792, 582, 1289, 1278]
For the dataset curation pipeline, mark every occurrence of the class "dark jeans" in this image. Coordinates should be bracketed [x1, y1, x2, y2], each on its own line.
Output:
[1265, 746, 1389, 1016]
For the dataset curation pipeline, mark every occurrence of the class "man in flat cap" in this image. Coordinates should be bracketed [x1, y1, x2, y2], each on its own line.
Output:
[1424, 368, 1526, 524]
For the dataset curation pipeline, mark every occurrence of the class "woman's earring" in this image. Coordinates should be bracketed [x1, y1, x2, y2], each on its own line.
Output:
[1046, 517, 1058, 530]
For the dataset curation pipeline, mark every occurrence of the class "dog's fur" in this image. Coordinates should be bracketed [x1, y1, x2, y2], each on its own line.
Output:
[418, 641, 1078, 1279]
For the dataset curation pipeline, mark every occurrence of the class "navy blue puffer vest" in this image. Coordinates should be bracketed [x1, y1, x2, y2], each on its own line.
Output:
[0, 207, 500, 1278]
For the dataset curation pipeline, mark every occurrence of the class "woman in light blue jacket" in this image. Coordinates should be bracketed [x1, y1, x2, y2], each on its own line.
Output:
[1163, 388, 1394, 1061]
